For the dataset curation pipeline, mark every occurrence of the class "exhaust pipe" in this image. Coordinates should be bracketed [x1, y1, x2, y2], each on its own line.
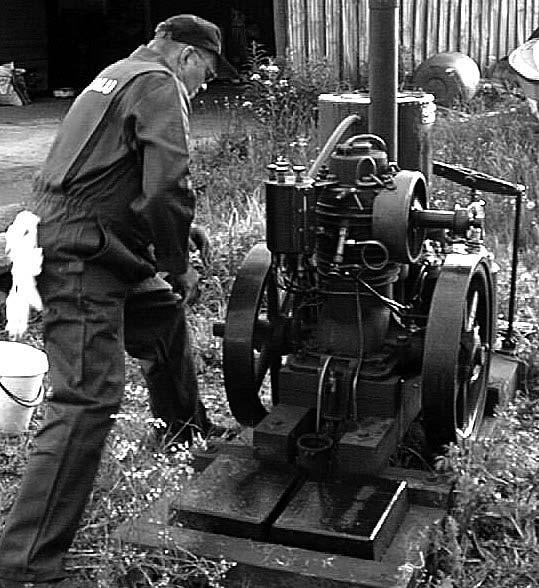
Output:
[368, 0, 399, 162]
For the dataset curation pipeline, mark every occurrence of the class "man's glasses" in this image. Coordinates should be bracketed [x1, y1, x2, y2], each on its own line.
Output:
[195, 50, 216, 83]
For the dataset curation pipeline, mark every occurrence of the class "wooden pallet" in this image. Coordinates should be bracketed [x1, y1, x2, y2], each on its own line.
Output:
[118, 462, 449, 588]
[116, 352, 523, 587]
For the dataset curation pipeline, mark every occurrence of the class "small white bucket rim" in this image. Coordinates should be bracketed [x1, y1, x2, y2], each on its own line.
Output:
[0, 341, 48, 377]
[0, 379, 44, 408]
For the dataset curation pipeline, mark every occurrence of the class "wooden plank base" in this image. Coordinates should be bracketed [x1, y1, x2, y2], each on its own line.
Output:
[118, 499, 445, 588]
[169, 454, 302, 541]
[271, 476, 408, 560]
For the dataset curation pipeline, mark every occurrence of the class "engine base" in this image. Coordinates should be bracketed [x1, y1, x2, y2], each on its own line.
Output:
[116, 352, 523, 587]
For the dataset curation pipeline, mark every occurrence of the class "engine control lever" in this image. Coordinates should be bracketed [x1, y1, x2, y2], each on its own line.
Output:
[433, 160, 525, 196]
[434, 160, 525, 352]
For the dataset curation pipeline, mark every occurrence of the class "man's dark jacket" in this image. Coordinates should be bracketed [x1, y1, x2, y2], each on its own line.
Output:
[34, 46, 194, 282]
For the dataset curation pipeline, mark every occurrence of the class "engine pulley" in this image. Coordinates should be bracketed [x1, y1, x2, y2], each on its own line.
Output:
[372, 170, 428, 264]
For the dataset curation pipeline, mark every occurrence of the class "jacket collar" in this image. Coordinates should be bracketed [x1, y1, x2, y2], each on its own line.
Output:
[129, 45, 191, 109]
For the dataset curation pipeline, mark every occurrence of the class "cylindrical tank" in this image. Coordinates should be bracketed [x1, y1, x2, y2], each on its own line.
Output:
[265, 178, 314, 254]
[317, 92, 436, 181]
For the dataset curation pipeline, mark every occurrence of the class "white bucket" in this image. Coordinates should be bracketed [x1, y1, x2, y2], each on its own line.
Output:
[0, 342, 49, 434]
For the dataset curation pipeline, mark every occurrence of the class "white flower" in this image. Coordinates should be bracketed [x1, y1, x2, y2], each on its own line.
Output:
[279, 79, 289, 87]
[242, 101, 253, 108]
[250, 73, 261, 81]
[267, 65, 279, 73]
[263, 80, 272, 86]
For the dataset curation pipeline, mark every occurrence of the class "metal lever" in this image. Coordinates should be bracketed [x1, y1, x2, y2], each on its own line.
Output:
[433, 160, 525, 352]
[433, 160, 525, 196]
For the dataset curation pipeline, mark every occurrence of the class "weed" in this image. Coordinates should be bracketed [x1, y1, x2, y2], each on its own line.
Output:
[426, 394, 539, 587]
[239, 48, 347, 155]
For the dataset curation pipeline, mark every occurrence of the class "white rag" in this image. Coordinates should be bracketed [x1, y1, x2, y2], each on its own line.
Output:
[5, 211, 43, 338]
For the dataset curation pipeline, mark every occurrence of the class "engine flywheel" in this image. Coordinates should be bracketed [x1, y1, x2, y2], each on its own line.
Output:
[421, 253, 495, 450]
[222, 244, 290, 426]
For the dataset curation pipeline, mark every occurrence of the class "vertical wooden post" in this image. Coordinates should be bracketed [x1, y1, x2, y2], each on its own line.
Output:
[289, 0, 307, 70]
[273, 0, 288, 61]
[325, 0, 342, 78]
[342, 0, 360, 85]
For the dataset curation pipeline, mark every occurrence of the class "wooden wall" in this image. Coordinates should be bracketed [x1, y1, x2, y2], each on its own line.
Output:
[284, 0, 539, 85]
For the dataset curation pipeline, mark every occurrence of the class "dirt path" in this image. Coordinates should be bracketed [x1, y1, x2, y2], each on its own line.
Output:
[0, 87, 246, 208]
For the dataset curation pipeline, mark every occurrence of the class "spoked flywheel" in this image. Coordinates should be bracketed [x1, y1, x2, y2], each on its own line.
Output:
[222, 244, 290, 426]
[421, 254, 495, 450]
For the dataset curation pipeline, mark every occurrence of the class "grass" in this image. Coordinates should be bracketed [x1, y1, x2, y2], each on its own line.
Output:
[1, 81, 539, 586]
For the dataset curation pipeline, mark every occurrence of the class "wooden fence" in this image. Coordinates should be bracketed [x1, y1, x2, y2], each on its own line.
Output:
[282, 0, 539, 84]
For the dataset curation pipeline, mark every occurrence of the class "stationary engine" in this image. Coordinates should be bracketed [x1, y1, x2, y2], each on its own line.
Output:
[214, 123, 501, 475]
[211, 0, 526, 478]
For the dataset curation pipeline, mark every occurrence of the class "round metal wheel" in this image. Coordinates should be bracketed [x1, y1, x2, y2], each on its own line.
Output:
[372, 170, 428, 264]
[223, 244, 289, 426]
[421, 254, 494, 449]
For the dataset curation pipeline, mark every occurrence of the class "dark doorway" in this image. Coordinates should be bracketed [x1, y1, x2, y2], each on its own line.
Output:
[46, 0, 275, 92]
[152, 1, 276, 72]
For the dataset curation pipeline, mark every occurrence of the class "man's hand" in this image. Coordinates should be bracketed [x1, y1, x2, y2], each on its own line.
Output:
[168, 265, 199, 304]
[189, 225, 211, 266]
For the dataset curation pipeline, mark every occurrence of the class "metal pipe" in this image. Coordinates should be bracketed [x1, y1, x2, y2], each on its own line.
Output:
[316, 355, 332, 433]
[308, 114, 362, 179]
[368, 0, 399, 162]
[503, 190, 523, 351]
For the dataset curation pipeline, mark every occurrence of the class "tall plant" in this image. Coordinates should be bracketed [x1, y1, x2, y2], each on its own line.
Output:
[240, 44, 347, 153]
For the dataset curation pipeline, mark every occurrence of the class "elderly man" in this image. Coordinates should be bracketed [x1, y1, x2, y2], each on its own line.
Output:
[0, 15, 236, 587]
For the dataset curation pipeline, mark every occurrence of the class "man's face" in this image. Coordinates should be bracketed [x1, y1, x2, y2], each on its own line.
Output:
[179, 47, 217, 98]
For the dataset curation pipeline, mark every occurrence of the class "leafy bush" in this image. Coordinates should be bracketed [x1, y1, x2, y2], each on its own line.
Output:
[240, 48, 347, 152]
[425, 395, 539, 587]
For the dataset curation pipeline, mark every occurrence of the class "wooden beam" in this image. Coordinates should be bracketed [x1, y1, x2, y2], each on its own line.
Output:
[118, 501, 444, 587]
[273, 0, 288, 61]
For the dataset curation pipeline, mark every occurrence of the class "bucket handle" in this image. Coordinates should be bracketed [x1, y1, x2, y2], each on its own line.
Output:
[0, 380, 43, 408]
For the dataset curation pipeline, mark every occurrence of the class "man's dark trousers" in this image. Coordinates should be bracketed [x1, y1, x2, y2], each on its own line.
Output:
[0, 259, 208, 583]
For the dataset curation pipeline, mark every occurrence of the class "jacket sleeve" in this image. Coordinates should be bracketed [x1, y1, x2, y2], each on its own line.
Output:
[129, 75, 194, 275]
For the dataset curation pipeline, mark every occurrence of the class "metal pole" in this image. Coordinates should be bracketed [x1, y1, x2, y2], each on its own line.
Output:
[503, 190, 523, 351]
[368, 0, 399, 162]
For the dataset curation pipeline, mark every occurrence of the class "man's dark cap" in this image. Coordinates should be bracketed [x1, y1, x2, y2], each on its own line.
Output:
[156, 14, 239, 79]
